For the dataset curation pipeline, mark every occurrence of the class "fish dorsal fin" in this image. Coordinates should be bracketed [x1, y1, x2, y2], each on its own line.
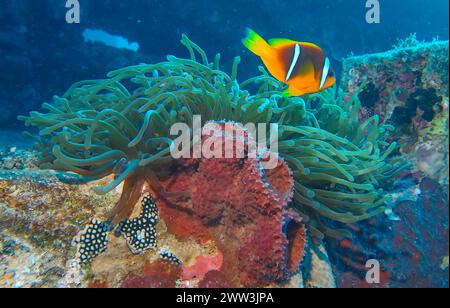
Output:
[269, 38, 297, 48]
[300, 42, 322, 52]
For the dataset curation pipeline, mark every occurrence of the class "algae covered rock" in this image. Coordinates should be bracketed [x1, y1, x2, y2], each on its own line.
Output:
[342, 40, 449, 186]
[0, 150, 334, 288]
[0, 166, 121, 287]
[332, 40, 449, 288]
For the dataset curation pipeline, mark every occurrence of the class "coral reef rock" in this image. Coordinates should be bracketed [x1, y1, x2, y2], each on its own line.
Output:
[0, 167, 119, 287]
[332, 40, 450, 288]
[342, 40, 449, 187]
[153, 122, 307, 287]
[0, 147, 334, 288]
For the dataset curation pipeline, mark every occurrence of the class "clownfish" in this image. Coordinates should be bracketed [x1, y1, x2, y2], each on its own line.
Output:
[242, 28, 335, 97]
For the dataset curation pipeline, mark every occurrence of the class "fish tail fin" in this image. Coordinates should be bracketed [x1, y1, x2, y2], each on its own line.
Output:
[242, 28, 273, 58]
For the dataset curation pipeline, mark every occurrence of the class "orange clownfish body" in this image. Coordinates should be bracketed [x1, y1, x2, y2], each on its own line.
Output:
[242, 28, 335, 97]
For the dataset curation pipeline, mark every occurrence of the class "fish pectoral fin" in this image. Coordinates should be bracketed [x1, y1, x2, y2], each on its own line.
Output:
[282, 86, 304, 97]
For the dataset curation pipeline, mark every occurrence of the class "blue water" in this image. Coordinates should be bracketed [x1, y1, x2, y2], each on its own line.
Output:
[0, 0, 448, 136]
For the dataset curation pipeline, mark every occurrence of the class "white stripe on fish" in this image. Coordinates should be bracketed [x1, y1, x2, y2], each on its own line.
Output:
[285, 44, 301, 82]
[320, 57, 330, 89]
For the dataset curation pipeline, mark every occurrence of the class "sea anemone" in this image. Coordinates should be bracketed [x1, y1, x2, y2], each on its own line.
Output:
[19, 35, 408, 238]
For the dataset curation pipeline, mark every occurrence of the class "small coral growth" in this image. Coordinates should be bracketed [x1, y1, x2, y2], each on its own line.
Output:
[19, 35, 407, 239]
[159, 249, 182, 265]
[392, 33, 424, 49]
[74, 195, 159, 266]
[119, 195, 159, 254]
[74, 219, 109, 266]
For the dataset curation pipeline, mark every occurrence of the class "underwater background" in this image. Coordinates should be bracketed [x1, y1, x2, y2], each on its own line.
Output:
[1, 0, 449, 132]
[0, 0, 449, 288]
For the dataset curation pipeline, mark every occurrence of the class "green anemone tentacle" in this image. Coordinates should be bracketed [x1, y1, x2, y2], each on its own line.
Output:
[19, 35, 408, 238]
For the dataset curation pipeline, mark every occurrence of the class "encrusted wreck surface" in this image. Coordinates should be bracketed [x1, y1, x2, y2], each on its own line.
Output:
[0, 148, 334, 288]
[332, 40, 449, 288]
[342, 40, 449, 187]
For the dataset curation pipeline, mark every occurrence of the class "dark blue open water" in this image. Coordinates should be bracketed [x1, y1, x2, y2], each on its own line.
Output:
[0, 0, 448, 134]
